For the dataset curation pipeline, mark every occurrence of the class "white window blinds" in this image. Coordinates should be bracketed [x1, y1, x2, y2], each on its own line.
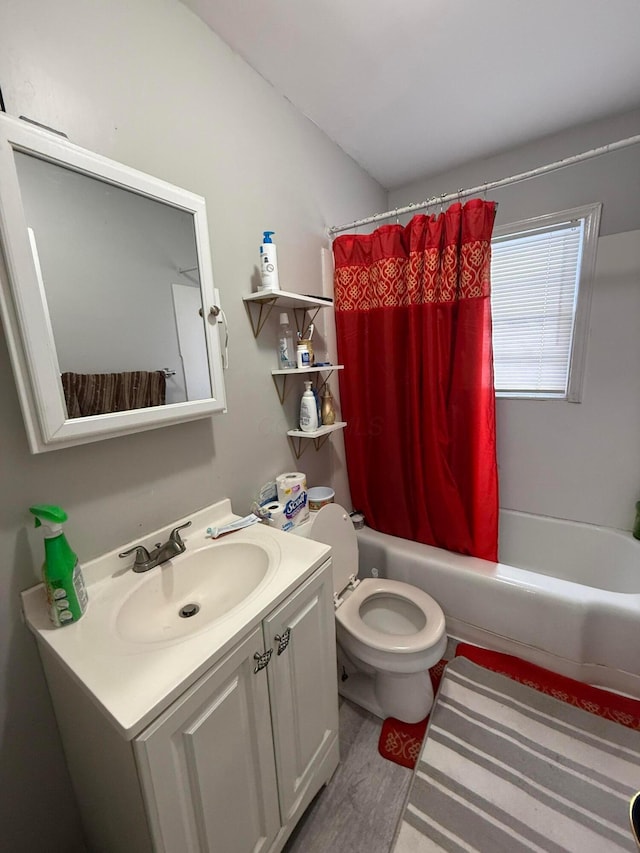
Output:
[491, 220, 584, 396]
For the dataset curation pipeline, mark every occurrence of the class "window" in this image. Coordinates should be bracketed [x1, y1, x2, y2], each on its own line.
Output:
[490, 203, 601, 401]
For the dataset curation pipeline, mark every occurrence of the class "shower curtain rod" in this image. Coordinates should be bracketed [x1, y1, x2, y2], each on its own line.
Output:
[328, 133, 640, 236]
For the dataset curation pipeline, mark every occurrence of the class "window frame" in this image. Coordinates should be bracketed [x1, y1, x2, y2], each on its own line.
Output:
[490, 202, 602, 402]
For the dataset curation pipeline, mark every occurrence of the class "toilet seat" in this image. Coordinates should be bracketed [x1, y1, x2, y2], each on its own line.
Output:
[336, 577, 446, 654]
[302, 504, 445, 655]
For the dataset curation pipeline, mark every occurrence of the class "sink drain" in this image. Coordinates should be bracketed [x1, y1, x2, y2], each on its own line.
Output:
[179, 603, 200, 618]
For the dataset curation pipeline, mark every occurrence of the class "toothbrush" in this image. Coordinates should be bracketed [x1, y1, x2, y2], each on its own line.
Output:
[206, 514, 260, 538]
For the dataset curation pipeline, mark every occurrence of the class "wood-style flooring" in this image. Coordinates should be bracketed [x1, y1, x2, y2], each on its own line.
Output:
[284, 699, 412, 853]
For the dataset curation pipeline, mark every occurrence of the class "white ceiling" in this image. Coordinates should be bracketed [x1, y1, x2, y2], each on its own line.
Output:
[183, 0, 640, 190]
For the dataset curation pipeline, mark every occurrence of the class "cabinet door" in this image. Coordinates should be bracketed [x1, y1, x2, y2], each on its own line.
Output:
[264, 563, 339, 823]
[135, 626, 280, 853]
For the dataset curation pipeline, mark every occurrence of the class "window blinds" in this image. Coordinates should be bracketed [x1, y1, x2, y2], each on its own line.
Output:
[491, 221, 583, 396]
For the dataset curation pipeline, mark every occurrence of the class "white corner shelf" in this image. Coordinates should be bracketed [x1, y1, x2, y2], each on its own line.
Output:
[243, 290, 333, 337]
[271, 365, 344, 403]
[286, 422, 347, 459]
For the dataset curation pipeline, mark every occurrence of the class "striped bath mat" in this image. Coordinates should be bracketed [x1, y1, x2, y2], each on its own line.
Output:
[394, 657, 640, 853]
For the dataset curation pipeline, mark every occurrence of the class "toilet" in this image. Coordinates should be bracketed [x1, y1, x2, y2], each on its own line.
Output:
[295, 503, 447, 723]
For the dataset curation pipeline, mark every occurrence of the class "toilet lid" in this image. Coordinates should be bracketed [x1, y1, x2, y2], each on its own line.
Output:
[305, 503, 358, 596]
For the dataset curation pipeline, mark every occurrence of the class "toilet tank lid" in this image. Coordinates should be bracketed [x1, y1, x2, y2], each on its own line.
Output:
[305, 503, 358, 595]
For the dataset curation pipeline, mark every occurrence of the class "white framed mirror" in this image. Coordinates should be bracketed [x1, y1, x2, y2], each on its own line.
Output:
[0, 114, 226, 453]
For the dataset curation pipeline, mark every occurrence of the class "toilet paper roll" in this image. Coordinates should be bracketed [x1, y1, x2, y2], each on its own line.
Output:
[264, 501, 294, 532]
[276, 471, 309, 527]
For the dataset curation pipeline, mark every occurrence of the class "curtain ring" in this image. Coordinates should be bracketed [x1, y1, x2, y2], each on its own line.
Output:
[395, 208, 399, 225]
[439, 193, 446, 214]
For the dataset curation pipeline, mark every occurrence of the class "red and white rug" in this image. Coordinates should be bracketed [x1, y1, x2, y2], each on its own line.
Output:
[379, 645, 640, 770]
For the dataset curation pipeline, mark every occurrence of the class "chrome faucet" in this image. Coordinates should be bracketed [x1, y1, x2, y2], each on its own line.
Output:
[119, 521, 192, 572]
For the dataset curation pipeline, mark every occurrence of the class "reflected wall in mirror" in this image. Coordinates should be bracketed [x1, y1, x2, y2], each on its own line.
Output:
[16, 152, 211, 410]
[0, 114, 226, 452]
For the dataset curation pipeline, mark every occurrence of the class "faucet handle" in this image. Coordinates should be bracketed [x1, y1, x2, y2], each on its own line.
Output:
[169, 521, 192, 547]
[119, 545, 151, 566]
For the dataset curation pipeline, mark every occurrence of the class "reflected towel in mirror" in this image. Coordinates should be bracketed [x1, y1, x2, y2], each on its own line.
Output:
[61, 371, 166, 418]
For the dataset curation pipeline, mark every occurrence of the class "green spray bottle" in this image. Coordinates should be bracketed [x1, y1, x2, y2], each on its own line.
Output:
[29, 504, 88, 626]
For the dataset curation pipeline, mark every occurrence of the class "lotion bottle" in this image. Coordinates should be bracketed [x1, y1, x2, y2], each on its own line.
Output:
[299, 381, 318, 432]
[259, 230, 280, 291]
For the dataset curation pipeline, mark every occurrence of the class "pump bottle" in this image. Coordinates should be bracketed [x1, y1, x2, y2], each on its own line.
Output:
[300, 381, 319, 432]
[29, 504, 88, 626]
[259, 230, 280, 291]
[321, 382, 336, 425]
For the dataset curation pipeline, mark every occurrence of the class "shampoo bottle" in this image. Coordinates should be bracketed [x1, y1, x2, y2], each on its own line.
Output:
[259, 230, 280, 291]
[299, 381, 319, 432]
[29, 504, 88, 627]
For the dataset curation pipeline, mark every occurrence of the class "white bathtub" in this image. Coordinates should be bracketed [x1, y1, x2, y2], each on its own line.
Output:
[357, 510, 640, 698]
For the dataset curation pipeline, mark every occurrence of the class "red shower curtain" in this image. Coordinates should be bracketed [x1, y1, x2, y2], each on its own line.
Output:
[333, 199, 498, 561]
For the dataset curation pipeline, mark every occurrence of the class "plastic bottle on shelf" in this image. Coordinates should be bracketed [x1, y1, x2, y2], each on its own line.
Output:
[321, 383, 336, 425]
[277, 312, 296, 369]
[313, 385, 321, 424]
[259, 231, 280, 291]
[299, 381, 319, 432]
[296, 341, 311, 369]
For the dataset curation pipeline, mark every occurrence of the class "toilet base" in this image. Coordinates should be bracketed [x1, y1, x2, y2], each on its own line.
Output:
[338, 669, 434, 724]
[375, 669, 434, 723]
[338, 672, 385, 718]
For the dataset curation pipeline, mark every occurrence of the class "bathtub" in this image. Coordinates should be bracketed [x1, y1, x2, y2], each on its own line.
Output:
[357, 510, 640, 698]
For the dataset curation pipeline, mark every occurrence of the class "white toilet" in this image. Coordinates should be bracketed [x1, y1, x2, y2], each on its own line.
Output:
[296, 503, 447, 723]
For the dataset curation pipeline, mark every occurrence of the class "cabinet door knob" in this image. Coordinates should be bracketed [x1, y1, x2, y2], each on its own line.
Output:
[274, 628, 291, 655]
[253, 648, 273, 673]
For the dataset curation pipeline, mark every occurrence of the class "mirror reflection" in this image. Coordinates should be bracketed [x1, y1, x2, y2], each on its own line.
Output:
[14, 151, 212, 418]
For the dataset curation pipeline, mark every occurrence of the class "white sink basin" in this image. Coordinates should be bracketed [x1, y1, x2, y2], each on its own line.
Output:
[115, 540, 276, 644]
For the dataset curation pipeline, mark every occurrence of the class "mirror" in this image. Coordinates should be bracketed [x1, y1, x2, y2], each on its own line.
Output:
[0, 114, 226, 453]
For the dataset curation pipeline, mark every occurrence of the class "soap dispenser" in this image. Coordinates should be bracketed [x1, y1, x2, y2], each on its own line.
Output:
[321, 382, 336, 425]
[299, 381, 319, 432]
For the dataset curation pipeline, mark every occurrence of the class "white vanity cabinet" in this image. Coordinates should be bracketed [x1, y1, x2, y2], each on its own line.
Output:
[263, 564, 339, 829]
[135, 624, 281, 853]
[39, 561, 339, 853]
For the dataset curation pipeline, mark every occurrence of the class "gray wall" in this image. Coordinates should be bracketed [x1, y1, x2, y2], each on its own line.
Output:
[390, 110, 640, 531]
[389, 108, 640, 236]
[0, 1, 385, 849]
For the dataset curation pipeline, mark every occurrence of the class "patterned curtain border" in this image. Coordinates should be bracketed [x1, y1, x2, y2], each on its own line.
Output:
[335, 240, 491, 311]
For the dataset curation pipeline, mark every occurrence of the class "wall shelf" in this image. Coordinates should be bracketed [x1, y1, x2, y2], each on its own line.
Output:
[243, 290, 345, 457]
[243, 290, 333, 338]
[271, 365, 344, 403]
[286, 422, 347, 459]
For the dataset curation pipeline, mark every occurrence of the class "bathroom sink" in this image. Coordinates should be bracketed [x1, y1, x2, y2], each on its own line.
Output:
[115, 541, 275, 645]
